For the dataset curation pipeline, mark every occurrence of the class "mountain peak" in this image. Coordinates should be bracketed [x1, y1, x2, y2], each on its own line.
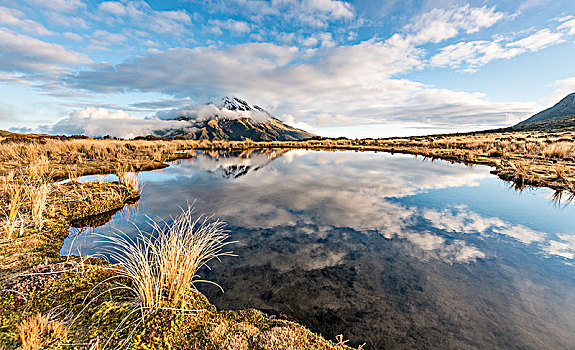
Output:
[214, 97, 265, 113]
[154, 97, 316, 141]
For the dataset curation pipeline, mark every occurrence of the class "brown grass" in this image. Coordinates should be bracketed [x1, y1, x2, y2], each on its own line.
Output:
[27, 183, 50, 230]
[17, 313, 67, 350]
[100, 206, 234, 310]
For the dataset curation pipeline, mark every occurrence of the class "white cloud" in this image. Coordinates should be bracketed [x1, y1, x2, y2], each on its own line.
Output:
[3, 3, 552, 130]
[89, 29, 128, 49]
[430, 40, 524, 71]
[68, 37, 538, 128]
[546, 77, 575, 105]
[559, 18, 575, 36]
[430, 25, 569, 71]
[98, 1, 192, 35]
[203, 0, 354, 28]
[99, 1, 127, 16]
[23, 0, 85, 13]
[208, 19, 252, 35]
[0, 6, 54, 36]
[46, 107, 189, 138]
[405, 5, 505, 45]
[0, 29, 91, 74]
[508, 28, 564, 51]
[62, 32, 84, 41]
[282, 114, 319, 133]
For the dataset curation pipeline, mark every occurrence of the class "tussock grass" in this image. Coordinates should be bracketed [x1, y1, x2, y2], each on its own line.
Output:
[28, 183, 50, 230]
[17, 313, 67, 350]
[2, 183, 24, 238]
[116, 165, 141, 193]
[542, 142, 574, 159]
[27, 157, 50, 182]
[100, 206, 234, 311]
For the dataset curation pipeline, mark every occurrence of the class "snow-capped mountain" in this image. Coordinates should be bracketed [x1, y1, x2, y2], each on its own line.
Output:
[216, 97, 267, 113]
[154, 97, 316, 141]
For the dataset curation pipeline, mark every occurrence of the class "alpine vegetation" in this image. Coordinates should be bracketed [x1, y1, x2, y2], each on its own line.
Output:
[101, 206, 234, 311]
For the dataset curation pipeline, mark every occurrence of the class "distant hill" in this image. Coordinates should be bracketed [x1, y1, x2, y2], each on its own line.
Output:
[154, 97, 315, 141]
[517, 92, 575, 126]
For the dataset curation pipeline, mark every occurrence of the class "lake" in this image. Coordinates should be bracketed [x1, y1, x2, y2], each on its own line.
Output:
[61, 149, 575, 349]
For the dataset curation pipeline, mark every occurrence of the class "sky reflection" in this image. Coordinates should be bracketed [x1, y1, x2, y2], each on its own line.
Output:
[61, 149, 575, 349]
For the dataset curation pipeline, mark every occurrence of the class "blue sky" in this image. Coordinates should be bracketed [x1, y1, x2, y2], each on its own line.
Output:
[1, 0, 575, 138]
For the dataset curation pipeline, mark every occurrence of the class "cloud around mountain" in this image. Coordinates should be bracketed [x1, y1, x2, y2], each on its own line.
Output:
[42, 97, 296, 138]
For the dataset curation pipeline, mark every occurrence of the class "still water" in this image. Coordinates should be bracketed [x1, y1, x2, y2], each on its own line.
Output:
[61, 149, 575, 349]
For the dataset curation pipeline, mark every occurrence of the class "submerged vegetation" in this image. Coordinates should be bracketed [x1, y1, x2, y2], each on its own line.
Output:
[0, 127, 574, 348]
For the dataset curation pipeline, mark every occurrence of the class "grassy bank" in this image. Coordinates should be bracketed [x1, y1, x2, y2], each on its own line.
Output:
[1, 127, 574, 348]
[2, 128, 574, 196]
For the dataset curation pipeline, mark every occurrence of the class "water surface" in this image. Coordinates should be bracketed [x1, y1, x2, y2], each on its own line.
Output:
[61, 149, 575, 349]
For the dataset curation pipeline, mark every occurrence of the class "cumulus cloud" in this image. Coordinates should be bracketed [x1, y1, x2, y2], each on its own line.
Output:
[282, 114, 319, 133]
[63, 3, 547, 129]
[3, 3, 566, 131]
[67, 39, 530, 128]
[0, 6, 54, 36]
[0, 29, 91, 73]
[155, 100, 272, 123]
[45, 107, 189, 138]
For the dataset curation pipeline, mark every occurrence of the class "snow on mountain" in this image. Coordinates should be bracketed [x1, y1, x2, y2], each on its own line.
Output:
[157, 97, 272, 123]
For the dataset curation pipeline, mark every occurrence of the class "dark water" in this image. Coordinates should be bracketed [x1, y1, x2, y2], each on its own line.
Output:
[61, 149, 575, 349]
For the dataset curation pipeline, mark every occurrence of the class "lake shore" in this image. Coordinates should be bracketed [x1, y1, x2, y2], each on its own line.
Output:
[1, 127, 574, 348]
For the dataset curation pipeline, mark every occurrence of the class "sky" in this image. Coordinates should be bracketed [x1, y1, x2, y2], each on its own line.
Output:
[1, 0, 575, 138]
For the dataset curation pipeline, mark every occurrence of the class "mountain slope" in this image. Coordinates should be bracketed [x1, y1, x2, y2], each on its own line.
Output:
[517, 92, 575, 126]
[154, 97, 315, 141]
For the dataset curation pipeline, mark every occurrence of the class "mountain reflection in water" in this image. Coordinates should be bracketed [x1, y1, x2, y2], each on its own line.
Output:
[61, 149, 575, 349]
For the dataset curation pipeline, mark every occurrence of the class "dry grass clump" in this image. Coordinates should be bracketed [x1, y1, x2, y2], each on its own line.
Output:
[1, 182, 25, 238]
[101, 206, 234, 311]
[542, 142, 575, 159]
[115, 165, 142, 193]
[0, 178, 51, 237]
[27, 157, 50, 182]
[120, 173, 141, 193]
[27, 183, 50, 230]
[17, 313, 67, 350]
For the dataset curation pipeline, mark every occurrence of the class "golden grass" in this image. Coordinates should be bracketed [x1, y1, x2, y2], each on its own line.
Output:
[17, 313, 67, 350]
[100, 206, 234, 310]
[542, 142, 574, 159]
[27, 183, 50, 230]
